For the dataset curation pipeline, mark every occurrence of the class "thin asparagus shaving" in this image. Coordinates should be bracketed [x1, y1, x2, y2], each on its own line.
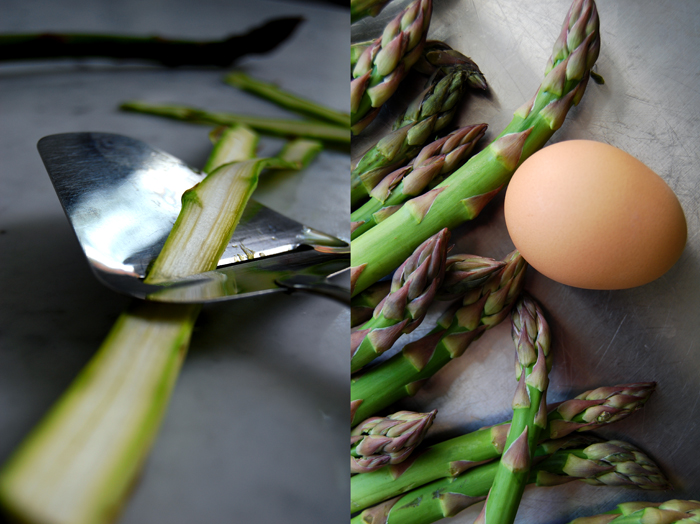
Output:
[351, 437, 670, 524]
[567, 500, 700, 524]
[350, 0, 601, 295]
[351, 0, 433, 134]
[0, 127, 271, 524]
[350, 250, 527, 427]
[275, 138, 324, 169]
[352, 281, 392, 327]
[351, 0, 392, 23]
[351, 410, 437, 474]
[350, 382, 656, 512]
[351, 124, 487, 239]
[224, 71, 350, 127]
[351, 229, 449, 373]
[0, 18, 302, 66]
[479, 294, 552, 524]
[120, 100, 350, 144]
[351, 64, 479, 207]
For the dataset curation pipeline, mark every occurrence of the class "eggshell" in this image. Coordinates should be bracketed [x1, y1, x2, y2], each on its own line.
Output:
[504, 140, 686, 289]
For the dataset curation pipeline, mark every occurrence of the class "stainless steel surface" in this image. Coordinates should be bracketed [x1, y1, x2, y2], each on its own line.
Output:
[0, 1, 348, 523]
[353, 0, 699, 521]
[38, 132, 349, 303]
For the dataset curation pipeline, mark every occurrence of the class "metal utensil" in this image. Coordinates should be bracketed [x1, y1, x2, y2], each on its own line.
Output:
[38, 132, 350, 304]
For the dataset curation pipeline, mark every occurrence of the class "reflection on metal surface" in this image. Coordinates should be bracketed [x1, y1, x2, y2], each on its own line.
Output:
[38, 132, 349, 303]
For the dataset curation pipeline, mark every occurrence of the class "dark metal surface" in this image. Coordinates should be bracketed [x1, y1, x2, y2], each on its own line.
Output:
[353, 0, 700, 522]
[0, 1, 348, 523]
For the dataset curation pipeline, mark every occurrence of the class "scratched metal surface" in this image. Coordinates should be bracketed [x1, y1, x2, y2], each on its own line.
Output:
[352, 0, 700, 522]
[0, 1, 348, 523]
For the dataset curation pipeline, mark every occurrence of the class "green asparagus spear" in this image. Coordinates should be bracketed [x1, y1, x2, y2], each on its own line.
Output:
[224, 71, 350, 127]
[567, 500, 700, 524]
[120, 100, 349, 144]
[438, 254, 505, 300]
[350, 251, 527, 427]
[351, 124, 487, 239]
[351, 410, 437, 474]
[352, 229, 449, 373]
[478, 294, 552, 524]
[350, 382, 656, 512]
[351, 67, 479, 207]
[351, 0, 601, 295]
[351, 0, 392, 23]
[351, 0, 433, 134]
[352, 437, 671, 524]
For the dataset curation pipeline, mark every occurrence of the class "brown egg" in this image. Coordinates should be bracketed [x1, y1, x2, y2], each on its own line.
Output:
[504, 140, 686, 289]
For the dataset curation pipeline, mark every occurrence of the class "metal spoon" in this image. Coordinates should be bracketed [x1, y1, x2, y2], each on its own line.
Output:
[38, 132, 350, 304]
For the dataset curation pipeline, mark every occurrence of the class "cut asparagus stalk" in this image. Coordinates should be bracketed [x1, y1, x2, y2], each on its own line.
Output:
[566, 500, 700, 524]
[224, 71, 350, 128]
[350, 382, 656, 512]
[351, 251, 527, 427]
[478, 294, 552, 524]
[351, 124, 487, 239]
[0, 18, 302, 66]
[351, 437, 670, 524]
[350, 0, 600, 295]
[351, 229, 449, 373]
[0, 126, 289, 524]
[120, 100, 350, 144]
[351, 0, 433, 134]
[351, 410, 437, 474]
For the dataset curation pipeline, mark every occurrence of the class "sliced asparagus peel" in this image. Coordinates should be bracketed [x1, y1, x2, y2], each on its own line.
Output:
[352, 281, 392, 327]
[478, 294, 552, 524]
[351, 0, 433, 134]
[350, 0, 601, 295]
[351, 437, 671, 524]
[224, 71, 350, 127]
[0, 127, 269, 524]
[351, 410, 437, 474]
[350, 250, 527, 427]
[351, 229, 449, 373]
[0, 18, 302, 66]
[351, 66, 478, 207]
[120, 100, 350, 144]
[350, 381, 656, 512]
[275, 138, 324, 170]
[567, 500, 700, 524]
[351, 124, 487, 240]
[351, 0, 392, 23]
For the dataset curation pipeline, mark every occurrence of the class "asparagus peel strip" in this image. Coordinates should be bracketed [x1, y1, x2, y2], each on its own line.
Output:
[351, 410, 437, 474]
[224, 71, 350, 127]
[352, 437, 671, 524]
[350, 251, 527, 427]
[350, 382, 656, 512]
[351, 229, 449, 373]
[350, 0, 601, 295]
[120, 100, 350, 144]
[567, 500, 700, 524]
[351, 0, 433, 134]
[478, 294, 552, 524]
[0, 126, 298, 524]
[0, 18, 302, 67]
[351, 124, 487, 240]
